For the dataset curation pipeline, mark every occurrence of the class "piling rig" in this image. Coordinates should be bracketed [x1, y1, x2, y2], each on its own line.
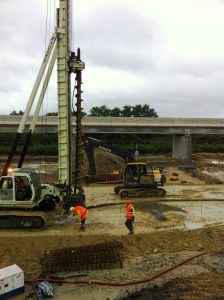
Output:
[0, 0, 85, 228]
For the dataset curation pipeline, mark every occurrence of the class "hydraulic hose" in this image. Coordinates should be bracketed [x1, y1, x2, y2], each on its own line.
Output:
[25, 251, 208, 287]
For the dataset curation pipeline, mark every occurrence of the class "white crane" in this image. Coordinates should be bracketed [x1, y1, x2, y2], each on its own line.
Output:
[0, 0, 85, 228]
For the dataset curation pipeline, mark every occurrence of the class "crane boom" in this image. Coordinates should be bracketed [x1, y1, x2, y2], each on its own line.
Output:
[0, 0, 86, 224]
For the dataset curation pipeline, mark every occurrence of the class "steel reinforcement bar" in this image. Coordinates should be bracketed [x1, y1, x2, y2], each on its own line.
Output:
[41, 241, 124, 274]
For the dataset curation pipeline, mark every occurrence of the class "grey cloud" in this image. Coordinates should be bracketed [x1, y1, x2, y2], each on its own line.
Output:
[0, 0, 56, 114]
[74, 4, 161, 73]
[82, 61, 224, 118]
[1, 0, 224, 118]
[170, 57, 224, 78]
[0, 0, 51, 59]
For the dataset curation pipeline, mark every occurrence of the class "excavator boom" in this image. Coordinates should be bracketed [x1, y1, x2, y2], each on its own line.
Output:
[84, 136, 134, 176]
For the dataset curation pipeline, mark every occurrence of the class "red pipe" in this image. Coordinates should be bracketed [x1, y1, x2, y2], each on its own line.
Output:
[25, 251, 208, 286]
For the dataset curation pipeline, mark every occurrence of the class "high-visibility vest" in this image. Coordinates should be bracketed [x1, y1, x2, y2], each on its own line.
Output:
[126, 204, 135, 220]
[73, 206, 88, 221]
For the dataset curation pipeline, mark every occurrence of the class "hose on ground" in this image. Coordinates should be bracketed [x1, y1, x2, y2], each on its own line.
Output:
[25, 251, 208, 287]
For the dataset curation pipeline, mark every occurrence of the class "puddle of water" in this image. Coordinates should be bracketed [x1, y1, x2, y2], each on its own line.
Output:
[170, 201, 224, 230]
[211, 160, 224, 165]
[166, 185, 224, 200]
[202, 170, 224, 182]
[185, 222, 204, 230]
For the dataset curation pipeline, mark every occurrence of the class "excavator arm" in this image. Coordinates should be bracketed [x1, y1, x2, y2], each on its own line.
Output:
[83, 137, 135, 176]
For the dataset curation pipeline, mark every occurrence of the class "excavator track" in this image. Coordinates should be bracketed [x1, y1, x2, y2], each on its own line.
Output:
[119, 187, 166, 199]
[0, 211, 48, 229]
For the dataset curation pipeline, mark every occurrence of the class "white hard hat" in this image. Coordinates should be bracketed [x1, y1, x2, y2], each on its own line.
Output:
[70, 207, 73, 212]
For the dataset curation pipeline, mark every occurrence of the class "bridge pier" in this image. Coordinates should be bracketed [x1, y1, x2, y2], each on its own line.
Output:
[172, 135, 192, 161]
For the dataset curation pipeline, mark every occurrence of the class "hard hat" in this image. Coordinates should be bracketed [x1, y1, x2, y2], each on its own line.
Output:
[125, 200, 131, 206]
[70, 207, 73, 212]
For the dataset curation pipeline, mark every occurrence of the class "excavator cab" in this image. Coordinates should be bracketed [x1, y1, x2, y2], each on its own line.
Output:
[124, 162, 155, 187]
[0, 169, 41, 208]
[0, 169, 63, 228]
[116, 162, 166, 198]
[0, 175, 33, 202]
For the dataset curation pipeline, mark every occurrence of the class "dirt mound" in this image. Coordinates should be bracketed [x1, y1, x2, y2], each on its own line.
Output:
[193, 153, 224, 161]
[82, 148, 126, 181]
[1, 154, 224, 299]
[121, 273, 224, 300]
[1, 225, 224, 278]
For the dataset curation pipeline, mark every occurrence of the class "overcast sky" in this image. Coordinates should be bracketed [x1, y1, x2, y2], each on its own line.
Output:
[1, 0, 224, 118]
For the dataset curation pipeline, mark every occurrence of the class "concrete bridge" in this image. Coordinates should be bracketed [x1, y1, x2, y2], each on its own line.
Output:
[1, 115, 224, 160]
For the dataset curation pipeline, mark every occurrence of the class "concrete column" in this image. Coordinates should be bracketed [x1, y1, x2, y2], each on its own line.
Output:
[172, 135, 192, 160]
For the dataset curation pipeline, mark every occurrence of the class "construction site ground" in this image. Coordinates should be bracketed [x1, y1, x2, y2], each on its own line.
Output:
[1, 152, 224, 299]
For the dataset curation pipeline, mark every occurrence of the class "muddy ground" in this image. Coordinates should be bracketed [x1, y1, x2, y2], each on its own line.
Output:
[1, 152, 224, 299]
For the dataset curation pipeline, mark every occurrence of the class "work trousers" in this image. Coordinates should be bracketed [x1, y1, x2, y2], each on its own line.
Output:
[81, 218, 86, 230]
[125, 219, 134, 233]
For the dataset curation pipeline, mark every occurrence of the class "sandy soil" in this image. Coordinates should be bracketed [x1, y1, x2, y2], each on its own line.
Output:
[1, 153, 224, 299]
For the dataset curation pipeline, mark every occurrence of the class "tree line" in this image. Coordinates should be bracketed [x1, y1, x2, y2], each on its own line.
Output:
[0, 131, 224, 156]
[10, 104, 158, 118]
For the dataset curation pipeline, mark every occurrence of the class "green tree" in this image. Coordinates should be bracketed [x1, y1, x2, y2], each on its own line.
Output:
[10, 110, 24, 115]
[121, 105, 132, 117]
[121, 104, 158, 117]
[89, 105, 110, 116]
[46, 112, 58, 116]
[89, 104, 158, 117]
[131, 104, 158, 117]
[110, 107, 121, 117]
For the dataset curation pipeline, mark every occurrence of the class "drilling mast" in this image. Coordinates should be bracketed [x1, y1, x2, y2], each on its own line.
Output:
[57, 0, 72, 187]
[2, 0, 85, 196]
[0, 1, 85, 228]
[57, 0, 85, 195]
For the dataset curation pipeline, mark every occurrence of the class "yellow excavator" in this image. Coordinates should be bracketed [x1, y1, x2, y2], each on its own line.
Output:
[84, 137, 166, 198]
[115, 162, 166, 198]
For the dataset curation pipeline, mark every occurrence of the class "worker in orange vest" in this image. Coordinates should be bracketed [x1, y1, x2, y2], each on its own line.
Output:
[125, 200, 135, 234]
[70, 205, 88, 231]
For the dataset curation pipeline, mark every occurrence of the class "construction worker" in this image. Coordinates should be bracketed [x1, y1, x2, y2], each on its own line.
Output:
[125, 200, 135, 234]
[16, 178, 26, 200]
[70, 205, 88, 231]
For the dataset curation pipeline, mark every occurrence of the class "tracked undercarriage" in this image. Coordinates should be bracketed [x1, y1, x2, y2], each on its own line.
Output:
[0, 211, 48, 229]
[114, 162, 167, 199]
[115, 185, 166, 199]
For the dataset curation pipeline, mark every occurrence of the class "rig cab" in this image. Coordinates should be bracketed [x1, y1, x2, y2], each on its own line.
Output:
[0, 169, 61, 210]
[0, 168, 63, 229]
